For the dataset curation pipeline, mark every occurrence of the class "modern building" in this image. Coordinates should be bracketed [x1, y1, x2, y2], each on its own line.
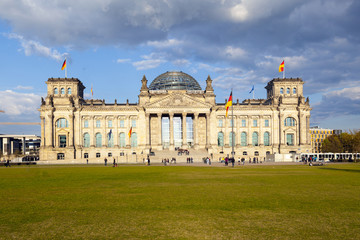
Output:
[0, 134, 40, 159]
[39, 71, 312, 162]
[310, 127, 342, 153]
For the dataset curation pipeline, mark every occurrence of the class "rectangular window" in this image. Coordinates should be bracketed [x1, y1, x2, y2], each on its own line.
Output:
[265, 119, 269, 127]
[96, 120, 101, 128]
[218, 119, 223, 127]
[286, 134, 294, 146]
[108, 120, 112, 128]
[84, 153, 88, 158]
[59, 135, 66, 148]
[132, 120, 136, 127]
[108, 152, 112, 157]
[84, 120, 89, 128]
[242, 119, 246, 127]
[120, 119, 125, 128]
[57, 153, 65, 160]
[253, 119, 258, 127]
[96, 153, 100, 158]
[230, 119, 234, 127]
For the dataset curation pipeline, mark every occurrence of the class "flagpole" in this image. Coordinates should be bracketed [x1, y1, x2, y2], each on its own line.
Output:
[253, 88, 255, 99]
[65, 57, 67, 78]
[231, 88, 234, 159]
[283, 61, 285, 79]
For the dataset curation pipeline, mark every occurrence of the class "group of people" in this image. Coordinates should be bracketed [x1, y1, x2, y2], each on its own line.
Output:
[186, 157, 194, 163]
[162, 158, 176, 165]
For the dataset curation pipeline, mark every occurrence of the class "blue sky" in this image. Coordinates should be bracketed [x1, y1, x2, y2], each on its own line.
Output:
[0, 0, 359, 135]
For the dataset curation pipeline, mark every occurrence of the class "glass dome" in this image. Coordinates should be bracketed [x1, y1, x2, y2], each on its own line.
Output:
[149, 71, 202, 91]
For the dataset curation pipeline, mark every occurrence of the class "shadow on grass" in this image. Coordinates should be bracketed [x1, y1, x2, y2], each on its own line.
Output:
[318, 167, 360, 173]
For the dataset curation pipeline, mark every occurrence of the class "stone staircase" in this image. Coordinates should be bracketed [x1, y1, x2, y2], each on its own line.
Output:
[149, 149, 209, 163]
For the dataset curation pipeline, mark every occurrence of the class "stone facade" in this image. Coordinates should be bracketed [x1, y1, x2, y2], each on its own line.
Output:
[39, 72, 312, 162]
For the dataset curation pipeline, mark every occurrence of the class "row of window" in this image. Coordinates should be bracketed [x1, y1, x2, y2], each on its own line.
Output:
[56, 118, 137, 129]
[58, 152, 129, 160]
[280, 87, 297, 94]
[218, 119, 270, 127]
[54, 87, 71, 95]
[83, 132, 138, 148]
[84, 119, 136, 128]
[217, 131, 295, 146]
[311, 130, 332, 135]
[219, 117, 296, 127]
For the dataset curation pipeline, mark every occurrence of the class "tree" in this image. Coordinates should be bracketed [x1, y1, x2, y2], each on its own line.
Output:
[339, 133, 354, 153]
[322, 135, 343, 153]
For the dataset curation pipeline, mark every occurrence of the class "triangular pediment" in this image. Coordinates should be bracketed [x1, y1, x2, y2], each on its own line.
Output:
[145, 93, 212, 109]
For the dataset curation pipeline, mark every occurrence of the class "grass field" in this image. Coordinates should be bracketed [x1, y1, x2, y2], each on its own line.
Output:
[0, 163, 359, 239]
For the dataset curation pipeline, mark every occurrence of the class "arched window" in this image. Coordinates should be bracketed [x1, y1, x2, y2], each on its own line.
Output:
[229, 132, 235, 147]
[95, 133, 102, 147]
[264, 132, 270, 146]
[286, 88, 290, 94]
[252, 132, 258, 146]
[284, 117, 296, 126]
[293, 87, 296, 94]
[61, 88, 65, 94]
[280, 88, 284, 94]
[217, 132, 224, 146]
[83, 133, 90, 148]
[56, 118, 68, 128]
[107, 132, 114, 147]
[131, 132, 137, 147]
[54, 88, 58, 94]
[119, 133, 126, 147]
[67, 88, 72, 95]
[241, 132, 247, 146]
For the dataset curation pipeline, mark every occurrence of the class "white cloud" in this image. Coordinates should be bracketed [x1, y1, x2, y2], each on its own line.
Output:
[15, 85, 34, 90]
[0, 90, 41, 115]
[6, 33, 67, 61]
[116, 58, 131, 63]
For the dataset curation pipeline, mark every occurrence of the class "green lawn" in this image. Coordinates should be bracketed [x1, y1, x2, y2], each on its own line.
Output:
[0, 164, 359, 239]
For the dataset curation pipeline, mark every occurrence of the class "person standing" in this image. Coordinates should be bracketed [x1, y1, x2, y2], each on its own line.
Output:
[104, 158, 107, 166]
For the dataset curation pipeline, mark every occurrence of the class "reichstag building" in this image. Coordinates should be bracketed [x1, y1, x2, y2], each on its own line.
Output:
[39, 71, 312, 162]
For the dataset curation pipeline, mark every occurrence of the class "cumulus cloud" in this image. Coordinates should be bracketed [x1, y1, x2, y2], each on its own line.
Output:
[1, 0, 360, 123]
[6, 33, 67, 61]
[0, 90, 41, 116]
[312, 87, 360, 121]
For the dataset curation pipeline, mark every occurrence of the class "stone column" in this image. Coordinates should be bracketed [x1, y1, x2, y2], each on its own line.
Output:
[169, 113, 174, 147]
[259, 116, 263, 146]
[69, 113, 74, 147]
[182, 113, 187, 147]
[145, 113, 150, 147]
[193, 113, 199, 147]
[157, 113, 162, 147]
[247, 115, 251, 146]
[40, 117, 45, 147]
[102, 117, 106, 147]
[236, 116, 240, 147]
[206, 113, 210, 147]
[114, 117, 119, 147]
[45, 113, 53, 147]
[90, 116, 95, 147]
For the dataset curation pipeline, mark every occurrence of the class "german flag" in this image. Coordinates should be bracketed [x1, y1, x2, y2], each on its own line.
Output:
[128, 126, 132, 139]
[61, 59, 67, 70]
[225, 91, 232, 117]
[279, 60, 284, 72]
